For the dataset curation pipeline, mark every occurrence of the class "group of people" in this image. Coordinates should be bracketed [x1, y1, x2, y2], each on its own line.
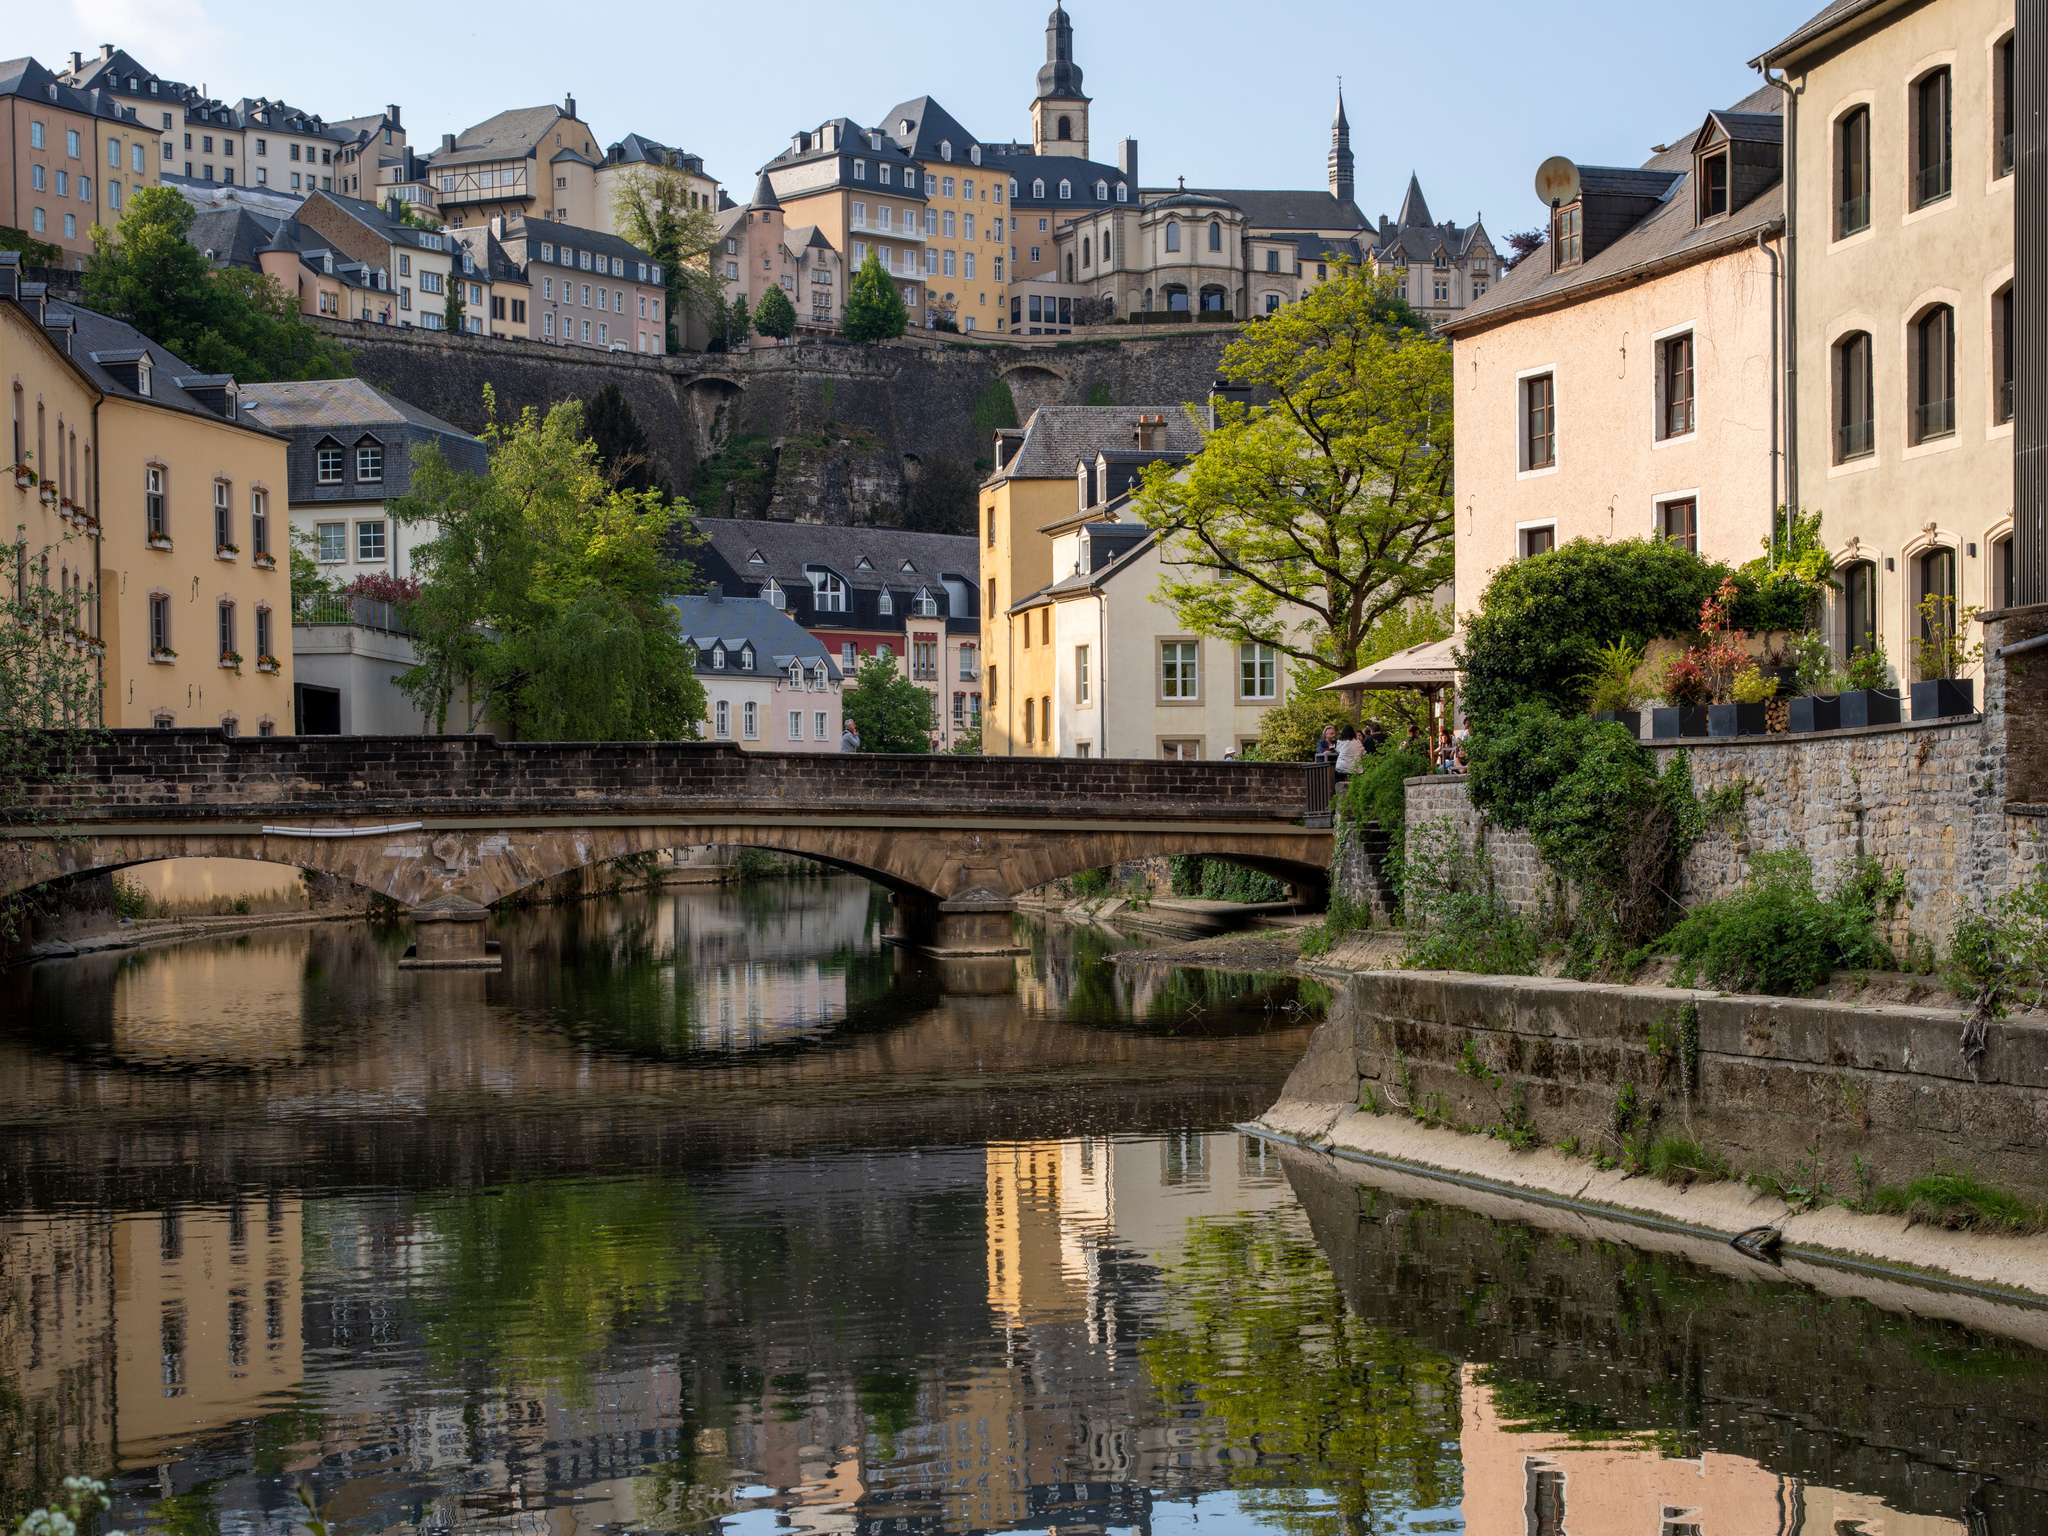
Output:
[1314, 720, 1468, 778]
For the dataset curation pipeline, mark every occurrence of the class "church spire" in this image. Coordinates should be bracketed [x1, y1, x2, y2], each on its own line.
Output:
[1328, 80, 1355, 206]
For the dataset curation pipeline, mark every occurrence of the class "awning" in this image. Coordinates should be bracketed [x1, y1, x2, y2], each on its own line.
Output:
[1321, 634, 1460, 693]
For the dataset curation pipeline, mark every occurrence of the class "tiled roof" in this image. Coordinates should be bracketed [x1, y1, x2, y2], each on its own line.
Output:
[435, 104, 567, 167]
[239, 378, 483, 504]
[1443, 86, 1782, 338]
[993, 405, 1205, 483]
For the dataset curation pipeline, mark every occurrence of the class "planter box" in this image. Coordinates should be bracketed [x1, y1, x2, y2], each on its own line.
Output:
[1787, 694, 1842, 733]
[1593, 709, 1642, 738]
[1770, 665, 1800, 698]
[1838, 688, 1901, 728]
[1651, 705, 1709, 739]
[1708, 702, 1769, 738]
[1910, 678, 1975, 720]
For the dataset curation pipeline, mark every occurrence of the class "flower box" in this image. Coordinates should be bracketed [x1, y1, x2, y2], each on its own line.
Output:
[219, 652, 243, 671]
[256, 656, 280, 674]
[1910, 678, 1975, 720]
[11, 467, 33, 489]
[1592, 709, 1642, 738]
[252, 553, 276, 571]
[1651, 705, 1709, 740]
[39, 486, 57, 506]
[1787, 695, 1842, 733]
[216, 545, 239, 560]
[147, 535, 173, 551]
[149, 648, 176, 664]
[1838, 688, 1901, 728]
[1708, 702, 1769, 738]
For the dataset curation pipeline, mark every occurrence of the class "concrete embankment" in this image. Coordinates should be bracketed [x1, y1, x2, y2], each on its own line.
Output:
[1252, 967, 2048, 1303]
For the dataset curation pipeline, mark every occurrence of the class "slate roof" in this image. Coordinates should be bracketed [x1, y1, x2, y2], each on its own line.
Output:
[1753, 0, 1886, 66]
[1154, 185, 1367, 232]
[1443, 86, 1782, 338]
[690, 518, 980, 637]
[29, 294, 284, 440]
[435, 104, 568, 167]
[991, 142, 1134, 209]
[1013, 523, 1156, 610]
[190, 206, 284, 269]
[605, 133, 706, 174]
[513, 215, 656, 270]
[0, 56, 146, 125]
[61, 46, 188, 99]
[882, 96, 980, 162]
[306, 189, 454, 253]
[667, 593, 843, 678]
[239, 378, 483, 504]
[991, 405, 1205, 484]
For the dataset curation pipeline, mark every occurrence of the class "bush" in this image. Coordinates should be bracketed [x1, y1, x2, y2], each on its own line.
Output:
[1338, 740, 1430, 862]
[1396, 819, 1540, 975]
[1251, 669, 1355, 761]
[1661, 851, 1894, 996]
[1168, 855, 1289, 904]
[1946, 877, 2048, 1015]
[1067, 866, 1112, 899]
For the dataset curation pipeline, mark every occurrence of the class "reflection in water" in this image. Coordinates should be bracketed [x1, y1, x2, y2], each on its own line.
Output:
[0, 876, 2042, 1536]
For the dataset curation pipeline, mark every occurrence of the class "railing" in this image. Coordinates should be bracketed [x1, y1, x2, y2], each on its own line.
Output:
[1837, 418, 1875, 461]
[1304, 763, 1334, 826]
[1912, 159, 1951, 207]
[1913, 396, 1955, 442]
[1836, 195, 1868, 236]
[293, 592, 414, 634]
[910, 665, 938, 682]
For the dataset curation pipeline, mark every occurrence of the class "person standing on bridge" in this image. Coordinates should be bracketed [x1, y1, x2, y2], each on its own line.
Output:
[840, 719, 862, 753]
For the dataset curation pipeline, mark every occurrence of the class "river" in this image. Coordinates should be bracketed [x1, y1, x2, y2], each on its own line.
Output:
[2, 875, 2044, 1536]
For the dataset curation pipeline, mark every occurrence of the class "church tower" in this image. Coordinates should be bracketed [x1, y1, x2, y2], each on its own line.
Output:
[1030, 2, 1091, 159]
[1328, 83, 1355, 206]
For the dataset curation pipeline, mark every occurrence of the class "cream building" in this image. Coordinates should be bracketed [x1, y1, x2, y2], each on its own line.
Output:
[0, 56, 162, 268]
[595, 134, 719, 228]
[712, 172, 846, 339]
[671, 592, 843, 752]
[1757, 0, 2017, 676]
[760, 118, 928, 328]
[429, 95, 602, 233]
[293, 189, 458, 329]
[1441, 90, 1786, 618]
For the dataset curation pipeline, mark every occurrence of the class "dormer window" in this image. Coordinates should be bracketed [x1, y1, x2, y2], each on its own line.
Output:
[899, 560, 916, 573]
[1550, 203, 1582, 270]
[135, 356, 152, 397]
[710, 645, 726, 670]
[788, 661, 804, 686]
[855, 555, 874, 570]
[739, 645, 754, 671]
[879, 589, 894, 616]
[1697, 150, 1730, 221]
[914, 587, 937, 616]
[1078, 462, 1090, 507]
[940, 140, 952, 161]
[762, 578, 783, 607]
[970, 145, 981, 166]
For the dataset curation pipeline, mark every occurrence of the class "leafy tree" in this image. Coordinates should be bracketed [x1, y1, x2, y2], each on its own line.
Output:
[82, 187, 352, 382]
[1133, 265, 1452, 674]
[949, 722, 982, 756]
[583, 382, 667, 495]
[610, 163, 722, 347]
[840, 656, 933, 752]
[0, 226, 63, 266]
[2, 532, 106, 940]
[723, 293, 752, 348]
[842, 253, 907, 343]
[753, 283, 797, 340]
[443, 281, 465, 335]
[392, 389, 705, 740]
[1503, 228, 1547, 269]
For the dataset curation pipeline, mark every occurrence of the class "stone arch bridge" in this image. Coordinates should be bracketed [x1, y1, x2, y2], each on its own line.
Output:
[6, 733, 1333, 964]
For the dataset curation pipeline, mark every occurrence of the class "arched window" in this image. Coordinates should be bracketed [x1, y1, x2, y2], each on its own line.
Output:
[1094, 179, 1107, 200]
[1207, 219, 1222, 252]
[970, 145, 981, 166]
[1057, 116, 1072, 141]
[1058, 179, 1071, 199]
[1910, 65, 1952, 208]
[1833, 331, 1874, 462]
[1164, 284, 1189, 312]
[939, 140, 952, 161]
[1839, 558, 1877, 656]
[1199, 284, 1228, 313]
[1032, 178, 1045, 199]
[1010, 178, 1019, 198]
[879, 589, 893, 616]
[1991, 532, 2017, 609]
[1164, 221, 1181, 253]
[1909, 303, 1955, 444]
[1835, 104, 1871, 237]
[1143, 288, 1153, 311]
[1994, 282, 2015, 425]
[1081, 236, 1091, 266]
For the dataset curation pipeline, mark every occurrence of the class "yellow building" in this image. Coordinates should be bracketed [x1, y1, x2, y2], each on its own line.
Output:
[430, 95, 602, 233]
[882, 99, 1011, 335]
[0, 56, 163, 270]
[978, 406, 1202, 754]
[760, 118, 928, 330]
[3, 256, 293, 732]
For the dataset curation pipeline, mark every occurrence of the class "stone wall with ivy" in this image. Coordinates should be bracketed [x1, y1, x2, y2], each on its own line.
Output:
[1403, 611, 2047, 949]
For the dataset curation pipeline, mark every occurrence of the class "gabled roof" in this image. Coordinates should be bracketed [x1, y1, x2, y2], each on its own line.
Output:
[882, 95, 981, 162]
[511, 215, 656, 269]
[1753, 0, 1888, 67]
[1698, 110, 1783, 148]
[0, 56, 145, 125]
[693, 518, 978, 595]
[435, 103, 570, 167]
[1443, 85, 1782, 338]
[189, 206, 285, 270]
[305, 189, 452, 251]
[43, 298, 282, 438]
[667, 593, 843, 678]
[992, 405, 1205, 484]
[61, 46, 188, 99]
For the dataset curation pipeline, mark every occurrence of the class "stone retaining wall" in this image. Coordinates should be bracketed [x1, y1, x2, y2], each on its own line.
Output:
[1278, 969, 2048, 1204]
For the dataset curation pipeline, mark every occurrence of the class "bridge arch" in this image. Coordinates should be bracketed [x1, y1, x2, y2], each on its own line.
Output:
[680, 375, 744, 456]
[997, 362, 1067, 418]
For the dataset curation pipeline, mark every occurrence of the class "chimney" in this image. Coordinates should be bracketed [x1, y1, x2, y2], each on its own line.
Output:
[68, 51, 83, 75]
[441, 132, 455, 154]
[387, 103, 401, 127]
[1133, 413, 1166, 451]
[1117, 137, 1139, 185]
[563, 92, 577, 119]
[100, 43, 113, 59]
[489, 215, 503, 237]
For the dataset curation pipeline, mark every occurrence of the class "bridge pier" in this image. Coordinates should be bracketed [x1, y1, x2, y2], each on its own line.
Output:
[400, 896, 500, 971]
[891, 891, 1029, 959]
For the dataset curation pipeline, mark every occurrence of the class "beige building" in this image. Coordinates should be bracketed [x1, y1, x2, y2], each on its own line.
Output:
[430, 95, 601, 232]
[0, 56, 162, 268]
[594, 134, 719, 230]
[713, 172, 846, 339]
[760, 118, 928, 329]
[293, 189, 458, 329]
[1758, 0, 2017, 677]
[1441, 90, 1786, 618]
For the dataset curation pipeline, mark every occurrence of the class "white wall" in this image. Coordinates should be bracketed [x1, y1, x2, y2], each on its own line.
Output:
[701, 672, 842, 751]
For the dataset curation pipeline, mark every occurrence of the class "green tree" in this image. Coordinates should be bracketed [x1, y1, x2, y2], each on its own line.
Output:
[443, 280, 465, 335]
[609, 163, 722, 348]
[1133, 265, 1452, 673]
[583, 383, 666, 495]
[840, 656, 933, 752]
[723, 293, 752, 349]
[0, 226, 63, 266]
[842, 252, 908, 343]
[82, 187, 352, 382]
[392, 389, 706, 740]
[753, 283, 797, 341]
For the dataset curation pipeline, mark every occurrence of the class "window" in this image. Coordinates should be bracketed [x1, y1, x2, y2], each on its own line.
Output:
[217, 599, 236, 661]
[316, 443, 343, 483]
[1238, 643, 1277, 700]
[255, 606, 272, 663]
[1075, 644, 1091, 704]
[1916, 545, 1958, 664]
[1657, 332, 1695, 438]
[1995, 284, 2015, 426]
[1994, 533, 2017, 609]
[28, 121, 41, 150]
[813, 571, 847, 612]
[1521, 373, 1556, 470]
[1996, 33, 2017, 178]
[1058, 179, 1071, 199]
[1519, 524, 1557, 559]
[355, 442, 383, 481]
[1832, 331, 1876, 461]
[145, 465, 167, 540]
[1159, 640, 1198, 701]
[714, 700, 730, 737]
[787, 709, 803, 741]
[316, 522, 346, 563]
[1910, 304, 1956, 443]
[1656, 497, 1698, 553]
[1835, 106, 1870, 237]
[149, 593, 170, 655]
[1840, 558, 1877, 654]
[879, 589, 894, 616]
[357, 521, 386, 562]
[1024, 694, 1035, 745]
[213, 480, 232, 552]
[960, 643, 979, 680]
[1159, 739, 1201, 761]
[742, 701, 758, 739]
[1697, 151, 1730, 220]
[251, 489, 269, 557]
[66, 129, 80, 158]
[1164, 220, 1181, 253]
[1551, 202, 1582, 267]
[1911, 67, 1952, 208]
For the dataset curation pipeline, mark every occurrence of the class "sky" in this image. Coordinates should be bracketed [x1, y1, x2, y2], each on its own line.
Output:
[18, 0, 1815, 237]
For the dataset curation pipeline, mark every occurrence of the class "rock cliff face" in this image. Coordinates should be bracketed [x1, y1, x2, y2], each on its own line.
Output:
[326, 324, 1238, 532]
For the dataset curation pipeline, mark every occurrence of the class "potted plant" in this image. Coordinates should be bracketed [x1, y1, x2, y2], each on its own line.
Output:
[11, 460, 34, 490]
[216, 541, 240, 559]
[1785, 630, 1842, 733]
[149, 645, 176, 663]
[1838, 641, 1900, 727]
[252, 552, 276, 571]
[219, 649, 243, 672]
[1909, 595, 1982, 719]
[1584, 639, 1646, 737]
[1711, 663, 1776, 738]
[1652, 654, 1711, 739]
[256, 652, 281, 673]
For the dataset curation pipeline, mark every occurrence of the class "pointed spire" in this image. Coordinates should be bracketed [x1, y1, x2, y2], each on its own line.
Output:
[1333, 78, 1349, 131]
[1328, 79, 1355, 207]
[752, 169, 781, 212]
[1396, 172, 1432, 229]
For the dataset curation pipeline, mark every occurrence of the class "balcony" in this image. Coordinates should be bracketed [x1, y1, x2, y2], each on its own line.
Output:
[1836, 418, 1875, 462]
[848, 219, 925, 243]
[1912, 396, 1955, 443]
[293, 592, 414, 635]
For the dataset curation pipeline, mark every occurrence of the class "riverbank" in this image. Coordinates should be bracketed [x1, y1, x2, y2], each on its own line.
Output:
[17, 906, 377, 965]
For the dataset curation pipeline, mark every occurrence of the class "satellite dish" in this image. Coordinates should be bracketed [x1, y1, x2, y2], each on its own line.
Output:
[1534, 156, 1581, 209]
